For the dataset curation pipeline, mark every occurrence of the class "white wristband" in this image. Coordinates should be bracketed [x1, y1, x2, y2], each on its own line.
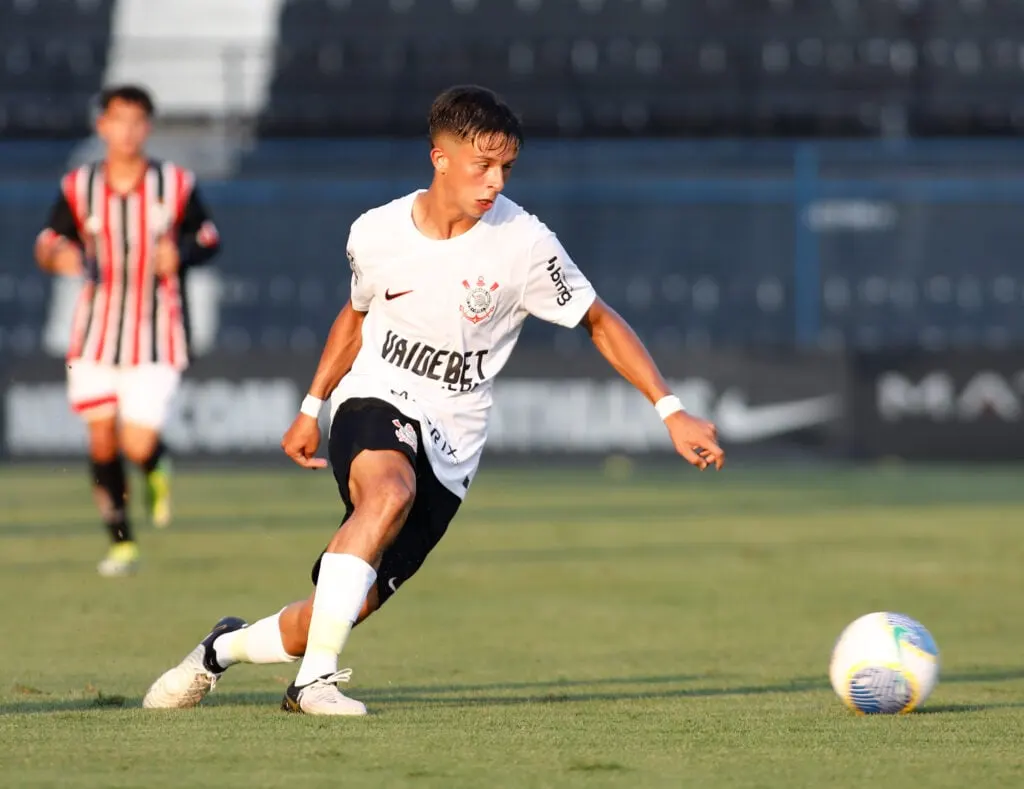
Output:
[300, 394, 324, 419]
[655, 394, 685, 421]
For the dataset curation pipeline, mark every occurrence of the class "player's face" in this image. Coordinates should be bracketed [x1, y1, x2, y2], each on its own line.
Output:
[437, 133, 518, 218]
[97, 99, 151, 160]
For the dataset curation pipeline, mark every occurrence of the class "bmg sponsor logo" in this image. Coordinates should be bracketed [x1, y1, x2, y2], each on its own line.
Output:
[546, 256, 573, 306]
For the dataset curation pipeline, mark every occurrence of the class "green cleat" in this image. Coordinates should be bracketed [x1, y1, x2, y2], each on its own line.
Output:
[146, 457, 173, 529]
[97, 541, 140, 577]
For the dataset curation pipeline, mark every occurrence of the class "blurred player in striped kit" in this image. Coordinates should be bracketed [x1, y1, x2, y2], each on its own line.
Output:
[34, 85, 221, 576]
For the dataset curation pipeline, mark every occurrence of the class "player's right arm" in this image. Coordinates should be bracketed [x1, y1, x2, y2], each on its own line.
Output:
[35, 186, 84, 277]
[282, 236, 372, 469]
[305, 301, 366, 401]
[304, 240, 373, 400]
[281, 302, 366, 469]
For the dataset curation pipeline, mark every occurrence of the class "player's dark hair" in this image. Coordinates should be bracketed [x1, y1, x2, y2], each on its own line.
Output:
[428, 85, 523, 151]
[99, 84, 155, 117]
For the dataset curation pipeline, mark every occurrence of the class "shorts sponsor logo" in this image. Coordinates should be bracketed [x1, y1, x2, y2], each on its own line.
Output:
[381, 329, 488, 392]
[393, 419, 418, 452]
[427, 424, 459, 462]
[460, 276, 499, 324]
[545, 256, 573, 306]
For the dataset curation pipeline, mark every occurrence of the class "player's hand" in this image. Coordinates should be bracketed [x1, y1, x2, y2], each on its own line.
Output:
[281, 414, 327, 469]
[154, 236, 180, 278]
[49, 240, 84, 277]
[665, 411, 725, 471]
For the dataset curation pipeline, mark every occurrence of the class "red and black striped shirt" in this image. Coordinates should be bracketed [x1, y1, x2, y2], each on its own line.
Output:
[41, 160, 221, 370]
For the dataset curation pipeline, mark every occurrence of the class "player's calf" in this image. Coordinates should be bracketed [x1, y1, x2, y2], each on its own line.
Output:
[88, 417, 138, 576]
[121, 428, 171, 528]
[277, 584, 380, 656]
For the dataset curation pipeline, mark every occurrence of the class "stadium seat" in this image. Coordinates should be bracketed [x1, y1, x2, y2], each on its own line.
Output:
[0, 0, 115, 136]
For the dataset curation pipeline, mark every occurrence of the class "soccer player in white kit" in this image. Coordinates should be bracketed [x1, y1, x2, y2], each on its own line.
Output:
[143, 86, 723, 716]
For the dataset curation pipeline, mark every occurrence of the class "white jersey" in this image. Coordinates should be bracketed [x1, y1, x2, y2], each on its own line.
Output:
[330, 191, 596, 499]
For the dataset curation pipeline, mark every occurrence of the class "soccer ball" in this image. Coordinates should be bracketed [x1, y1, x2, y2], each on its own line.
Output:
[829, 612, 940, 714]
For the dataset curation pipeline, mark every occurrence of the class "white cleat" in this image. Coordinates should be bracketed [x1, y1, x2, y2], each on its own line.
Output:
[142, 616, 247, 709]
[142, 645, 216, 709]
[281, 670, 367, 716]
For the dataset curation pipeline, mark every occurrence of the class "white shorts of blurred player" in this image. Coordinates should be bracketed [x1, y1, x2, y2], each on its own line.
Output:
[67, 361, 180, 429]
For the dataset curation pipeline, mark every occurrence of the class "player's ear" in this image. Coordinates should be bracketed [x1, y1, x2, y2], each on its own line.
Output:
[430, 146, 447, 175]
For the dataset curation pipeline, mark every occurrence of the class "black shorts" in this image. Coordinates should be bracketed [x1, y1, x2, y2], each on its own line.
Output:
[310, 397, 462, 607]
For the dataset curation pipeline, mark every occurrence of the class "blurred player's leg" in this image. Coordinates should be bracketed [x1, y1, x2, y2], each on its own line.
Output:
[118, 364, 180, 528]
[68, 361, 138, 576]
[88, 417, 139, 577]
[121, 424, 171, 528]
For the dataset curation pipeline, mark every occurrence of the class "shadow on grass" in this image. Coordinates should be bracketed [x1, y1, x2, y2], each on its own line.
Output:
[1, 693, 128, 715]
[915, 701, 1024, 714]
[7, 666, 1024, 715]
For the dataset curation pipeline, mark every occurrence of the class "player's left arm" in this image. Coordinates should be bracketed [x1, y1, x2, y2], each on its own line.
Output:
[35, 188, 85, 277]
[581, 299, 723, 470]
[174, 184, 221, 268]
[155, 176, 221, 277]
[523, 232, 723, 470]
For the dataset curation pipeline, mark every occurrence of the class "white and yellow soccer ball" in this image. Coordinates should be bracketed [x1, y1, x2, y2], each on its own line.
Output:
[829, 612, 940, 714]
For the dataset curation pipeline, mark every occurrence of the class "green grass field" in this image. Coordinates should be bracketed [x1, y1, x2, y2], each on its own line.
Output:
[2, 461, 1024, 788]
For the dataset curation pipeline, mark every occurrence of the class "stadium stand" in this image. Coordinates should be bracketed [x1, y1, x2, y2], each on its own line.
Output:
[3, 1, 1024, 357]
[256, 0, 1024, 138]
[5, 0, 1024, 138]
[0, 0, 116, 137]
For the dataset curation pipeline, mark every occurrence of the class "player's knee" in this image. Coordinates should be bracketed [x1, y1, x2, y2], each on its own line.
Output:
[90, 443, 119, 464]
[121, 442, 150, 467]
[120, 426, 159, 466]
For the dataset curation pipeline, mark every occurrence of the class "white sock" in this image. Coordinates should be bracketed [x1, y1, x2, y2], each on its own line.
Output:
[213, 609, 299, 668]
[293, 552, 376, 686]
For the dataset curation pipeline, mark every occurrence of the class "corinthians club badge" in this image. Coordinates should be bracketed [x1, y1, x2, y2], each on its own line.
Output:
[460, 277, 499, 324]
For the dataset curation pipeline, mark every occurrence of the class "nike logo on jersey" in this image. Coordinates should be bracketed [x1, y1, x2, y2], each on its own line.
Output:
[385, 288, 414, 300]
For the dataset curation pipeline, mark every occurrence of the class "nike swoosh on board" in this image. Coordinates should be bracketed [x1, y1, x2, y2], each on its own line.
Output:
[713, 390, 842, 443]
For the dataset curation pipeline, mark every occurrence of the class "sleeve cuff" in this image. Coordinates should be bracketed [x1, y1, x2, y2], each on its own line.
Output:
[560, 287, 597, 328]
